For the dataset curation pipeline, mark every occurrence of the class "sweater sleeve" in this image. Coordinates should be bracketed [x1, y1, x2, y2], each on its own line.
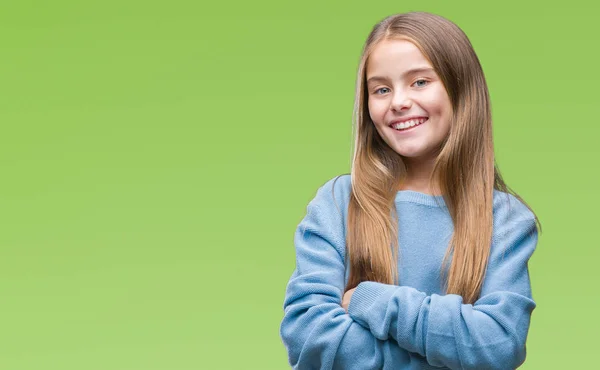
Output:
[280, 196, 420, 369]
[347, 216, 538, 370]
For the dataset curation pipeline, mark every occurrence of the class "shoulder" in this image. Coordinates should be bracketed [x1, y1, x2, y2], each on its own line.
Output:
[299, 174, 352, 256]
[492, 189, 538, 242]
[303, 174, 352, 241]
[493, 189, 535, 221]
[310, 173, 353, 212]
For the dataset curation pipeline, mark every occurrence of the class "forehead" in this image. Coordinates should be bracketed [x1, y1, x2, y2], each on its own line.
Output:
[366, 39, 431, 75]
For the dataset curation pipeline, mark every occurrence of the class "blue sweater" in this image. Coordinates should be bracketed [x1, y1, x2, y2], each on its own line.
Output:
[280, 174, 538, 370]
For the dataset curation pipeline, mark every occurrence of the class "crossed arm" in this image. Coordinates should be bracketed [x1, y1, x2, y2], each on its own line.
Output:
[280, 199, 538, 369]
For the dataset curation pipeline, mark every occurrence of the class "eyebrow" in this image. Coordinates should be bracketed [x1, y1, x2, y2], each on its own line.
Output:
[366, 67, 435, 85]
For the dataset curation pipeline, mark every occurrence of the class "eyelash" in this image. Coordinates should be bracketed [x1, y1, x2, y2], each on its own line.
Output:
[373, 79, 429, 95]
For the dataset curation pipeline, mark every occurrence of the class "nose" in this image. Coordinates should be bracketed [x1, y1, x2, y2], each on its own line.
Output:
[390, 89, 411, 112]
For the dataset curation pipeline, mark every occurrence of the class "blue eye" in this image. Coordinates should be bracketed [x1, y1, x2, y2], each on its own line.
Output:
[373, 80, 428, 95]
[413, 79, 428, 87]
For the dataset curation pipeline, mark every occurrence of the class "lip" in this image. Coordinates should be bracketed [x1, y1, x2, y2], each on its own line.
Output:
[389, 117, 428, 133]
[388, 116, 429, 127]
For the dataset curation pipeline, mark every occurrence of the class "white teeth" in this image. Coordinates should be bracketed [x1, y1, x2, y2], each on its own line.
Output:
[391, 118, 427, 130]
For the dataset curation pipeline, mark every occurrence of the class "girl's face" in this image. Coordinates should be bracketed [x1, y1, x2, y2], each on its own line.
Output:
[366, 38, 452, 164]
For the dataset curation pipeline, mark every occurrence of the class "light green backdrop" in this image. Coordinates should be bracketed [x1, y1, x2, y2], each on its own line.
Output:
[1, 1, 597, 369]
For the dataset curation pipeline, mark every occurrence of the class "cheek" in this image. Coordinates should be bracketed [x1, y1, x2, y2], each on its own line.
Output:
[439, 102, 453, 129]
[437, 90, 452, 113]
[437, 102, 453, 135]
[424, 93, 452, 121]
[367, 99, 386, 123]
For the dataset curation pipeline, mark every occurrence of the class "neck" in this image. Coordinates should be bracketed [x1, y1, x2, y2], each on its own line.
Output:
[398, 156, 441, 195]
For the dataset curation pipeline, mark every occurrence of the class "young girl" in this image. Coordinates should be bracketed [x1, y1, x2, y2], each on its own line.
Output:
[280, 11, 542, 370]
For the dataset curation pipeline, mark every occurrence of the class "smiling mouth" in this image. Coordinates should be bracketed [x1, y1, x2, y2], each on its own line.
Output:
[390, 118, 428, 131]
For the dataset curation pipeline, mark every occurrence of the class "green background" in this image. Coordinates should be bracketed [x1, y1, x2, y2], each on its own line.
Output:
[0, 0, 597, 369]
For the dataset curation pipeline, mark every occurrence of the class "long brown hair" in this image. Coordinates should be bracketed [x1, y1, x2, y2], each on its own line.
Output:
[343, 11, 542, 304]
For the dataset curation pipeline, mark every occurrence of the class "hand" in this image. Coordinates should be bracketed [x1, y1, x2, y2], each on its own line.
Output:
[342, 287, 357, 313]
